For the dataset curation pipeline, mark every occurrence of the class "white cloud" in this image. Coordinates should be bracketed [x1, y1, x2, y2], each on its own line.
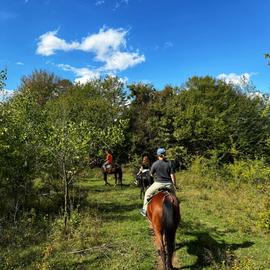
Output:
[79, 28, 127, 61]
[103, 51, 145, 71]
[16, 61, 24, 65]
[37, 27, 145, 83]
[216, 72, 254, 87]
[36, 30, 80, 56]
[36, 28, 128, 58]
[58, 64, 100, 84]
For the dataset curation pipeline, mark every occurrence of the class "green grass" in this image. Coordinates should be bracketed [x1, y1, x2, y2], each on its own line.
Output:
[176, 172, 270, 270]
[0, 167, 269, 269]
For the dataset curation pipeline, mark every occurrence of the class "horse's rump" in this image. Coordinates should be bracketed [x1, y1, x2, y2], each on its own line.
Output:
[103, 163, 119, 174]
[147, 191, 180, 270]
[147, 191, 180, 222]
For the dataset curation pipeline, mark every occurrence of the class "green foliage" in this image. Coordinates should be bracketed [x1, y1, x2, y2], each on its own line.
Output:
[223, 159, 270, 184]
[0, 88, 44, 218]
[168, 76, 270, 159]
[166, 145, 191, 168]
[0, 72, 129, 221]
[0, 68, 7, 91]
[128, 82, 159, 155]
[19, 70, 72, 106]
[118, 75, 270, 164]
[1, 168, 270, 269]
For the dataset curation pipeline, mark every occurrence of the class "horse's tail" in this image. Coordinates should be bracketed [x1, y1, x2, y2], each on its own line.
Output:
[163, 196, 178, 269]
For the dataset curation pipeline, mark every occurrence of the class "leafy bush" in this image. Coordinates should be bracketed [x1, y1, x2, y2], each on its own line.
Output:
[223, 159, 270, 184]
[190, 155, 221, 179]
[166, 145, 191, 169]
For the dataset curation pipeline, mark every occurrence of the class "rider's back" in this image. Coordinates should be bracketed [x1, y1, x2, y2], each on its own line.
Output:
[150, 159, 174, 183]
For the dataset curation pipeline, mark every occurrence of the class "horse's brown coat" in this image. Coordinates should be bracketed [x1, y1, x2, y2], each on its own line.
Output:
[147, 192, 180, 270]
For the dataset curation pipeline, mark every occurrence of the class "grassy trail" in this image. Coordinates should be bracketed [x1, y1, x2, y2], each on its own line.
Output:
[1, 167, 269, 269]
[75, 168, 270, 270]
[174, 172, 270, 270]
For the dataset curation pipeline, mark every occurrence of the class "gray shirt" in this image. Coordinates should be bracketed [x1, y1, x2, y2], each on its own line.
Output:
[150, 159, 175, 183]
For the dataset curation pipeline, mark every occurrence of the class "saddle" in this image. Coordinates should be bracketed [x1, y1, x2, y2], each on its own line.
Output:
[104, 163, 119, 174]
[146, 187, 172, 203]
[105, 164, 113, 170]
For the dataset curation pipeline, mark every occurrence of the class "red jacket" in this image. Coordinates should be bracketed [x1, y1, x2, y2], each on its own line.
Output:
[106, 153, 113, 164]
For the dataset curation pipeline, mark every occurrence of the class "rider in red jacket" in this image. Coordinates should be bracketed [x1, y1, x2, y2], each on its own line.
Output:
[103, 150, 113, 170]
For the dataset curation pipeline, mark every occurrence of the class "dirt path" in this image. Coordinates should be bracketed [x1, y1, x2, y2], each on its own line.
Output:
[155, 254, 181, 270]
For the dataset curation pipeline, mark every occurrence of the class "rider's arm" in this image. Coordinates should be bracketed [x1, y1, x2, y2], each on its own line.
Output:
[170, 162, 178, 188]
[150, 163, 156, 177]
[137, 166, 143, 175]
[170, 173, 176, 185]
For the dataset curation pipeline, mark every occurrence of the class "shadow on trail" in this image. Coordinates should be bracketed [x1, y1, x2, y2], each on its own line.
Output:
[176, 221, 254, 269]
[79, 178, 130, 192]
[78, 177, 139, 221]
[87, 201, 142, 222]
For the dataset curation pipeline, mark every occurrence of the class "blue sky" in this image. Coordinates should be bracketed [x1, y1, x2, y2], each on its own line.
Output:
[1, 0, 270, 94]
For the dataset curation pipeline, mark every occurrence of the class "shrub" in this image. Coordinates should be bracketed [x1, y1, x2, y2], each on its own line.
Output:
[223, 159, 270, 184]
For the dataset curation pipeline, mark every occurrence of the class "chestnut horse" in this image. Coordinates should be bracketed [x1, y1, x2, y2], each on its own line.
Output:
[147, 191, 180, 270]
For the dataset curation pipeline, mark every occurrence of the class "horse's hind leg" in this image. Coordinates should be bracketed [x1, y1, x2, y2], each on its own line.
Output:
[140, 181, 145, 199]
[118, 169, 123, 188]
[154, 231, 166, 269]
[103, 173, 109, 185]
[114, 173, 118, 187]
[140, 183, 145, 199]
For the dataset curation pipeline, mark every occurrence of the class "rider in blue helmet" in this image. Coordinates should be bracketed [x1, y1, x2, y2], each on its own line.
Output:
[140, 147, 177, 217]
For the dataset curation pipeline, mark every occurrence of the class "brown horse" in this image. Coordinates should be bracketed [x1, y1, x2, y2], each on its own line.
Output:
[101, 163, 123, 188]
[147, 191, 180, 270]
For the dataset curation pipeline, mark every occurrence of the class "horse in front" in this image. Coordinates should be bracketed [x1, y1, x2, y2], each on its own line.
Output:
[147, 190, 180, 270]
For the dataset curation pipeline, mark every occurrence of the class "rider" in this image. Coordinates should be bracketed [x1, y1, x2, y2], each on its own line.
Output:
[102, 149, 113, 171]
[140, 147, 177, 217]
[136, 153, 152, 185]
[137, 153, 151, 175]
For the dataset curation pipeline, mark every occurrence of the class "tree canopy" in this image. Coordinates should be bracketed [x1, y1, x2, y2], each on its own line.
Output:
[1, 70, 270, 221]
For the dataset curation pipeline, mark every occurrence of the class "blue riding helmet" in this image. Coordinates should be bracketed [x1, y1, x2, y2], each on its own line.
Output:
[157, 147, 166, 156]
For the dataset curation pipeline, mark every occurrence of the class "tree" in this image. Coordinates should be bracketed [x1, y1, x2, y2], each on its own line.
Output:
[39, 76, 128, 225]
[19, 70, 72, 106]
[166, 76, 270, 160]
[0, 89, 43, 221]
[128, 83, 161, 156]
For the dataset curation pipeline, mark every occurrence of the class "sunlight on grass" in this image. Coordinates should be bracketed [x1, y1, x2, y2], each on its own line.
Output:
[1, 168, 269, 269]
